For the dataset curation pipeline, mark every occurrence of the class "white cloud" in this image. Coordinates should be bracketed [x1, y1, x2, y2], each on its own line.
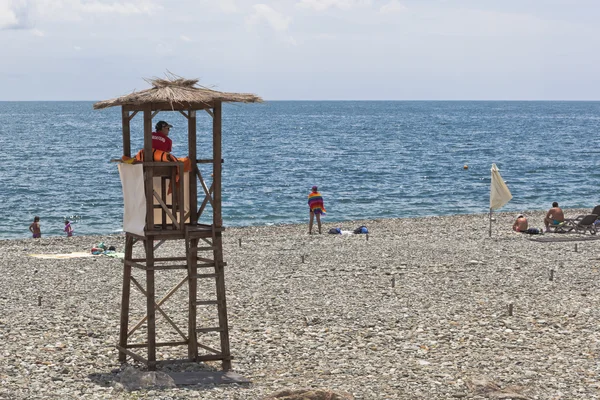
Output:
[79, 1, 161, 15]
[296, 0, 372, 12]
[0, 0, 26, 29]
[74, 45, 82, 50]
[180, 34, 192, 42]
[246, 4, 291, 32]
[31, 28, 45, 36]
[379, 0, 405, 14]
[219, 0, 239, 13]
[11, 0, 162, 26]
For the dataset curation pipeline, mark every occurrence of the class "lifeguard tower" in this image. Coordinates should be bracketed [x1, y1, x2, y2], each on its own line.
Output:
[93, 75, 261, 371]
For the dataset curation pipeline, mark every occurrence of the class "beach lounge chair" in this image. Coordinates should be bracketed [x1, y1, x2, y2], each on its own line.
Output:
[547, 221, 573, 233]
[567, 205, 600, 225]
[572, 214, 598, 234]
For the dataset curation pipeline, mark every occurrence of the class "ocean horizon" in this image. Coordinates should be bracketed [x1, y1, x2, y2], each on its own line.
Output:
[2, 100, 600, 240]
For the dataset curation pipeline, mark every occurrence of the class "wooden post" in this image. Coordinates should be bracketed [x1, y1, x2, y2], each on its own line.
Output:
[508, 303, 513, 316]
[213, 102, 232, 371]
[118, 234, 134, 362]
[145, 237, 156, 370]
[187, 234, 198, 361]
[122, 107, 131, 157]
[144, 106, 154, 230]
[489, 208, 492, 238]
[188, 110, 198, 224]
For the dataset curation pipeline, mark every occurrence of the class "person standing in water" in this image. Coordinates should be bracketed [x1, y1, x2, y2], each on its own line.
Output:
[308, 185, 326, 235]
[64, 220, 74, 237]
[29, 216, 41, 238]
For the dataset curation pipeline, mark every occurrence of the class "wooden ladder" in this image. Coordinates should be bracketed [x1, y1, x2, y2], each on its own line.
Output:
[185, 224, 232, 370]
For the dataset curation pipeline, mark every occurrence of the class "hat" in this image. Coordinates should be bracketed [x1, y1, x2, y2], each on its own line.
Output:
[311, 185, 318, 190]
[155, 121, 173, 131]
[516, 214, 524, 218]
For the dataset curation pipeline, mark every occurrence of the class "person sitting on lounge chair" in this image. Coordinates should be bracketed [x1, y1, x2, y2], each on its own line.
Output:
[544, 202, 565, 232]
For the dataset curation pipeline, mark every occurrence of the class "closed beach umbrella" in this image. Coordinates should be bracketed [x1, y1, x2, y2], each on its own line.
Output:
[489, 163, 512, 236]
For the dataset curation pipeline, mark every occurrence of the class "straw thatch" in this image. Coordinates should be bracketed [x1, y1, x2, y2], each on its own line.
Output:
[93, 74, 262, 110]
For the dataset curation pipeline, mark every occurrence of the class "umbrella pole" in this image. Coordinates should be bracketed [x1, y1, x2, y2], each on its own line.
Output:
[489, 208, 492, 237]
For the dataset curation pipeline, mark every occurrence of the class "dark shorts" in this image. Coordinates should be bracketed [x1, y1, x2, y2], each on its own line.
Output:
[310, 209, 324, 215]
[33, 233, 41, 238]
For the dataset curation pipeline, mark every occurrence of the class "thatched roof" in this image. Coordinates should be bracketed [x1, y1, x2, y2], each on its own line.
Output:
[93, 74, 262, 110]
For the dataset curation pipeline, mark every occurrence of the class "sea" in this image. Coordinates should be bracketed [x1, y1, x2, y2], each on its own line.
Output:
[1, 101, 600, 240]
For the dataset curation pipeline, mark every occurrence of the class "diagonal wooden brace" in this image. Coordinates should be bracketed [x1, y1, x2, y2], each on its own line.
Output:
[128, 275, 189, 338]
[130, 277, 188, 341]
[153, 190, 181, 229]
[195, 166, 214, 208]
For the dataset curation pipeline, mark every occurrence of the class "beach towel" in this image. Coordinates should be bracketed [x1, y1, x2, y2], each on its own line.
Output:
[118, 163, 147, 236]
[308, 192, 326, 214]
[29, 252, 94, 259]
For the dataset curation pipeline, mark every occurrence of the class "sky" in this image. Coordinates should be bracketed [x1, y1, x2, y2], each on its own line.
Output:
[2, 0, 600, 100]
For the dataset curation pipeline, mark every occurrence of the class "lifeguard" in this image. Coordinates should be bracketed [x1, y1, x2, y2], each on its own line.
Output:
[152, 120, 173, 152]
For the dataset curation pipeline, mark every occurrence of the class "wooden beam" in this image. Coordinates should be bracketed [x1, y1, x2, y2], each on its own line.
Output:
[118, 234, 134, 362]
[188, 110, 198, 224]
[145, 239, 156, 370]
[127, 110, 139, 122]
[125, 341, 188, 349]
[123, 259, 148, 270]
[153, 190, 181, 229]
[204, 109, 214, 118]
[143, 105, 154, 231]
[115, 345, 148, 364]
[213, 101, 232, 371]
[123, 101, 215, 112]
[122, 107, 131, 158]
[195, 167, 214, 208]
[151, 110, 160, 119]
[179, 110, 190, 119]
[198, 182, 214, 219]
[131, 277, 188, 342]
[128, 275, 188, 337]
[132, 256, 187, 262]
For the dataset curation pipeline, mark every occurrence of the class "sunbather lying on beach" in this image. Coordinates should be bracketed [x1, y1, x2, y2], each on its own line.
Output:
[513, 214, 543, 235]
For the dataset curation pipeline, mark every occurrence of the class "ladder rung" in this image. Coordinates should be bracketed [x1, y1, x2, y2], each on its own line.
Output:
[195, 300, 219, 306]
[196, 327, 223, 333]
[191, 273, 218, 279]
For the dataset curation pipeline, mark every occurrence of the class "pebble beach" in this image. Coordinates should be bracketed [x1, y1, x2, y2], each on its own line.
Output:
[1, 209, 600, 399]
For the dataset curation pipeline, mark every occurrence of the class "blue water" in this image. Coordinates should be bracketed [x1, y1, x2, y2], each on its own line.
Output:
[2, 101, 600, 239]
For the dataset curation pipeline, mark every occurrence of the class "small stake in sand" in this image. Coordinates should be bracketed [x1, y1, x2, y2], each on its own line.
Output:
[38, 296, 42, 307]
[391, 277, 395, 288]
[508, 303, 513, 316]
[301, 255, 305, 263]
[550, 269, 554, 281]
[575, 244, 578, 252]
[366, 234, 369, 241]
[238, 238, 242, 247]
